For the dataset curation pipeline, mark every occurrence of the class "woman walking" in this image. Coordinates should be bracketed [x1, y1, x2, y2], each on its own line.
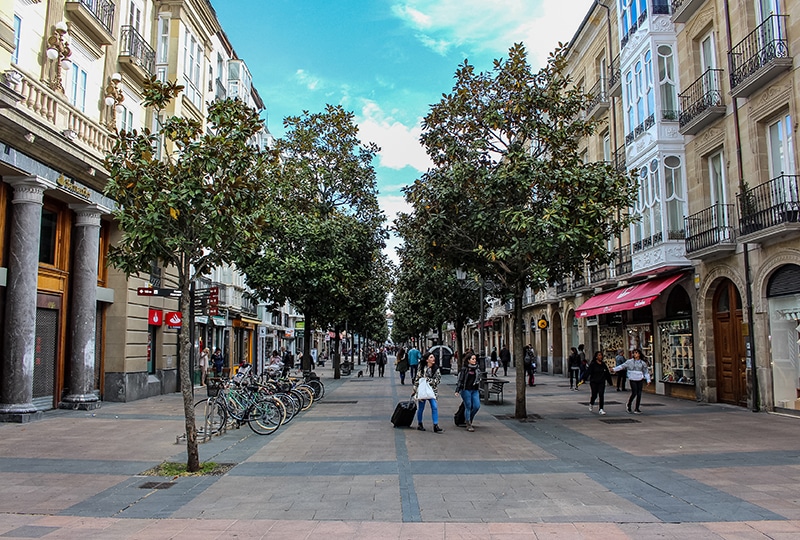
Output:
[567, 347, 581, 390]
[413, 353, 444, 433]
[455, 353, 482, 432]
[198, 347, 210, 385]
[395, 347, 409, 384]
[584, 351, 613, 415]
[611, 348, 651, 414]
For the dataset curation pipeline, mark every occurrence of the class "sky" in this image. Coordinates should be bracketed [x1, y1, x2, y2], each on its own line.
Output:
[213, 0, 592, 263]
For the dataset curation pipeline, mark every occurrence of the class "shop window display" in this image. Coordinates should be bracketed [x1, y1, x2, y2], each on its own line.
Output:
[659, 319, 694, 384]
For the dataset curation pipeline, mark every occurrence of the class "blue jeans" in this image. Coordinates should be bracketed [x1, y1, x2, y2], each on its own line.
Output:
[460, 389, 480, 423]
[416, 398, 438, 424]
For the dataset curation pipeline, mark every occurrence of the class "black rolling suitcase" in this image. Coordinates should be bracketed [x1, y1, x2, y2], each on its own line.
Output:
[454, 402, 466, 427]
[391, 400, 417, 428]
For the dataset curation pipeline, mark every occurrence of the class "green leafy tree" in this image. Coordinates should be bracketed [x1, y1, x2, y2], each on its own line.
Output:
[405, 43, 637, 418]
[104, 79, 278, 471]
[239, 105, 386, 376]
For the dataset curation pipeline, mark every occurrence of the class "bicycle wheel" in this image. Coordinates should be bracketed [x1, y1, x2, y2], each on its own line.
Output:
[294, 385, 314, 410]
[305, 379, 324, 400]
[194, 398, 226, 436]
[275, 392, 299, 422]
[248, 398, 283, 435]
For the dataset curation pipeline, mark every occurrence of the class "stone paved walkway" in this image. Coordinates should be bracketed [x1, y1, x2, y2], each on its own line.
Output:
[0, 361, 799, 539]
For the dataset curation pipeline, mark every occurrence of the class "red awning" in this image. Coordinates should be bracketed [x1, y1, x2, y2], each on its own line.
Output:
[576, 273, 686, 318]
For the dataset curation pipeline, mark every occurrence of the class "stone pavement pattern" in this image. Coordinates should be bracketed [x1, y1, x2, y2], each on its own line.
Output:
[0, 362, 799, 539]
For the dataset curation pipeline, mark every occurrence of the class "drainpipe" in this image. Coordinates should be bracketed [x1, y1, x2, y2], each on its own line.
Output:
[724, 0, 759, 412]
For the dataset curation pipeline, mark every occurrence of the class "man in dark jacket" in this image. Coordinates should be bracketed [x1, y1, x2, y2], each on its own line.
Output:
[499, 345, 511, 376]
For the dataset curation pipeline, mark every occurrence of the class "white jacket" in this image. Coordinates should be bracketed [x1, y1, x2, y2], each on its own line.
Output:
[614, 358, 651, 383]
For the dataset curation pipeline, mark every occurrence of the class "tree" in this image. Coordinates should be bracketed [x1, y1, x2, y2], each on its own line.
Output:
[239, 105, 387, 376]
[404, 43, 637, 418]
[104, 79, 278, 471]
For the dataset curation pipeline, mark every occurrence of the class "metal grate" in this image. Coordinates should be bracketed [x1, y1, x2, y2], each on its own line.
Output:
[33, 308, 58, 407]
[493, 414, 542, 421]
[318, 400, 358, 404]
[601, 418, 640, 424]
[139, 482, 175, 490]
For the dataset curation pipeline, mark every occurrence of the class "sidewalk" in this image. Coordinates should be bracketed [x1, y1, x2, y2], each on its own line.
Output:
[0, 365, 799, 539]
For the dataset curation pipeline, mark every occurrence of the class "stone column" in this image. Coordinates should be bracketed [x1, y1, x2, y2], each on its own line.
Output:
[60, 205, 102, 410]
[0, 176, 50, 422]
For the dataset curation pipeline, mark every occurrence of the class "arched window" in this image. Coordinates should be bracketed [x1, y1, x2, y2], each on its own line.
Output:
[645, 50, 654, 117]
[664, 155, 685, 237]
[658, 45, 677, 119]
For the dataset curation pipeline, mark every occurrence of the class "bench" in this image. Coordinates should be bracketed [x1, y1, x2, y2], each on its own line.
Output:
[481, 378, 509, 404]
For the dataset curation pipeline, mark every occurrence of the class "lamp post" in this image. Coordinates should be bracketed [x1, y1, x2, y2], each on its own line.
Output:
[46, 21, 72, 92]
[104, 73, 125, 130]
[456, 268, 496, 370]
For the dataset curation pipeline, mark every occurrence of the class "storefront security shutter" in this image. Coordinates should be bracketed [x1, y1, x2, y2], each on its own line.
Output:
[767, 264, 800, 297]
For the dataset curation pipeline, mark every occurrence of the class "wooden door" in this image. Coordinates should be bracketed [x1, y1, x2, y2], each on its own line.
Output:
[712, 280, 747, 406]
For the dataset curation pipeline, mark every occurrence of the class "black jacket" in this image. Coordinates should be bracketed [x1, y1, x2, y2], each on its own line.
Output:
[455, 363, 483, 392]
[584, 360, 613, 385]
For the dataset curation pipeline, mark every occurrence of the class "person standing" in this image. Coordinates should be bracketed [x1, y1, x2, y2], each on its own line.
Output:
[282, 347, 294, 377]
[395, 347, 409, 384]
[614, 349, 627, 392]
[455, 353, 482, 431]
[367, 348, 377, 377]
[568, 347, 581, 390]
[198, 347, 210, 386]
[611, 348, 651, 414]
[407, 345, 421, 381]
[413, 353, 444, 433]
[585, 351, 613, 415]
[499, 344, 511, 377]
[578, 344, 588, 383]
[489, 347, 499, 377]
[523, 345, 536, 387]
[377, 347, 388, 377]
[211, 347, 224, 377]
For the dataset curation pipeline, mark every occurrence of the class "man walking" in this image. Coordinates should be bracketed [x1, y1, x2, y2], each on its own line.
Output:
[499, 344, 511, 377]
[407, 345, 421, 381]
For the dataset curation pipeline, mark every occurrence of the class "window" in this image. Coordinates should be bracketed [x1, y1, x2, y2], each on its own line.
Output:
[183, 29, 202, 108]
[625, 70, 635, 130]
[624, 49, 655, 138]
[603, 131, 611, 163]
[119, 105, 134, 133]
[12, 15, 20, 64]
[128, 1, 142, 32]
[658, 45, 677, 119]
[645, 50, 655, 119]
[709, 151, 726, 205]
[632, 158, 663, 246]
[767, 114, 795, 177]
[70, 63, 87, 112]
[664, 155, 685, 235]
[39, 209, 58, 265]
[157, 16, 169, 63]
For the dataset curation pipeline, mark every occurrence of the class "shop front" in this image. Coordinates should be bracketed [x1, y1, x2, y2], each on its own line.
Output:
[766, 264, 800, 412]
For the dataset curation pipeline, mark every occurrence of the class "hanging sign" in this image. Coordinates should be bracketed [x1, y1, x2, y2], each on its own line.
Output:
[166, 311, 182, 327]
[148, 309, 163, 326]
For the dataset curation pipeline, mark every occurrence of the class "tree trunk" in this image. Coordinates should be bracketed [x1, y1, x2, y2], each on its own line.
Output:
[333, 324, 341, 379]
[302, 317, 314, 372]
[513, 286, 527, 419]
[179, 263, 200, 472]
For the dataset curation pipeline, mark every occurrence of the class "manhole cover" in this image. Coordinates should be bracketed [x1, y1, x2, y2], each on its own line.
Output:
[600, 418, 640, 424]
[494, 414, 542, 421]
[581, 401, 623, 406]
[139, 481, 176, 489]
[319, 400, 358, 404]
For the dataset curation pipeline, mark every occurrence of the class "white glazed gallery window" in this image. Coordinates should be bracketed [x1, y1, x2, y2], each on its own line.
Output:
[70, 63, 88, 113]
[183, 29, 203, 108]
[12, 15, 20, 64]
[663, 155, 685, 237]
[768, 114, 796, 178]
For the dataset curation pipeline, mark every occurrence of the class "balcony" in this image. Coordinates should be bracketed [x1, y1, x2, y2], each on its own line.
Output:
[118, 25, 155, 83]
[214, 78, 226, 102]
[671, 0, 706, 24]
[625, 114, 655, 146]
[613, 144, 627, 173]
[631, 232, 690, 274]
[609, 54, 622, 97]
[653, 0, 671, 15]
[614, 244, 633, 277]
[586, 78, 609, 120]
[685, 204, 736, 259]
[730, 14, 792, 98]
[590, 264, 610, 286]
[737, 175, 800, 243]
[679, 68, 726, 135]
[65, 0, 115, 46]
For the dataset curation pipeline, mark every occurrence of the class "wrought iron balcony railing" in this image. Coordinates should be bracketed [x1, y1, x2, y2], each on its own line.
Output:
[119, 25, 156, 76]
[609, 54, 621, 88]
[679, 68, 724, 127]
[738, 174, 800, 235]
[626, 114, 655, 145]
[614, 244, 633, 276]
[586, 78, 608, 113]
[613, 144, 626, 173]
[685, 203, 735, 253]
[76, 0, 115, 34]
[730, 14, 790, 90]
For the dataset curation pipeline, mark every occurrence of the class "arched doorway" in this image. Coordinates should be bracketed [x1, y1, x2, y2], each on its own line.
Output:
[552, 311, 563, 374]
[712, 279, 747, 406]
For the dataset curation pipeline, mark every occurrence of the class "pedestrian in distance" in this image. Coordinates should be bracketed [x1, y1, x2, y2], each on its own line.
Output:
[578, 344, 588, 383]
[198, 347, 210, 386]
[500, 344, 511, 376]
[407, 345, 421, 381]
[615, 348, 627, 391]
[523, 345, 537, 387]
[489, 347, 499, 377]
[211, 347, 224, 377]
[367, 349, 378, 377]
[611, 348, 651, 414]
[281, 347, 294, 377]
[568, 347, 581, 390]
[584, 351, 613, 415]
[395, 347, 409, 384]
[413, 353, 444, 433]
[377, 347, 388, 377]
[454, 352, 482, 431]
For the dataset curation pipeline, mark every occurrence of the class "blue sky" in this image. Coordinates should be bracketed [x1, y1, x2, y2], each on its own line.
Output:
[213, 0, 590, 261]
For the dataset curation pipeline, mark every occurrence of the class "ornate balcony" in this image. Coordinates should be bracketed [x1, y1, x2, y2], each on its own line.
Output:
[671, 0, 706, 24]
[679, 68, 725, 135]
[118, 25, 155, 83]
[730, 14, 792, 98]
[609, 54, 622, 97]
[65, 0, 115, 46]
[625, 114, 655, 146]
[613, 144, 627, 173]
[685, 204, 736, 259]
[614, 244, 633, 277]
[586, 78, 609, 120]
[737, 175, 800, 243]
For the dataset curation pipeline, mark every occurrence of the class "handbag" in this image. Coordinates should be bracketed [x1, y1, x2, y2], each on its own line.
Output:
[416, 377, 436, 400]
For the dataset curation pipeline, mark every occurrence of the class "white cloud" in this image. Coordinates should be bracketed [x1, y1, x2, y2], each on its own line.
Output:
[378, 194, 413, 266]
[391, 0, 589, 67]
[295, 69, 322, 91]
[356, 99, 433, 173]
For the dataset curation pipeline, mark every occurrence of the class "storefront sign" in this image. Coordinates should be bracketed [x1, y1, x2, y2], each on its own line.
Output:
[148, 309, 163, 326]
[166, 311, 182, 327]
[56, 174, 91, 199]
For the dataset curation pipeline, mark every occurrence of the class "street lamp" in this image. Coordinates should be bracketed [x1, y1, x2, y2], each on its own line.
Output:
[104, 73, 125, 130]
[456, 267, 496, 370]
[46, 21, 72, 92]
